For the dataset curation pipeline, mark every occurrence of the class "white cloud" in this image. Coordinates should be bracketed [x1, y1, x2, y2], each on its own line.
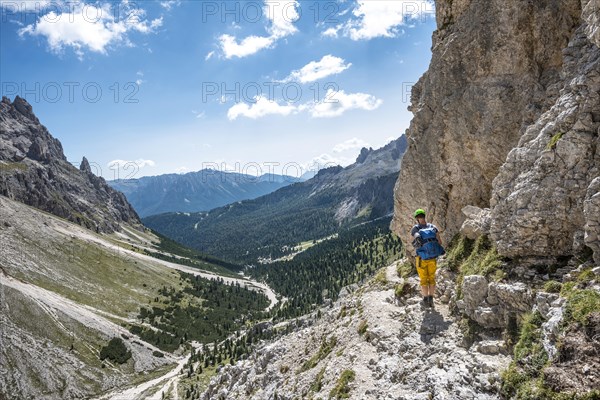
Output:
[333, 138, 370, 153]
[285, 55, 351, 84]
[227, 96, 297, 120]
[150, 17, 163, 30]
[322, 26, 340, 38]
[341, 0, 434, 40]
[135, 79, 144, 85]
[265, 0, 299, 38]
[18, 2, 162, 58]
[219, 34, 275, 59]
[304, 153, 351, 172]
[218, 0, 299, 59]
[0, 0, 52, 11]
[175, 166, 189, 174]
[226, 89, 381, 120]
[307, 89, 383, 118]
[205, 50, 215, 60]
[160, 0, 181, 10]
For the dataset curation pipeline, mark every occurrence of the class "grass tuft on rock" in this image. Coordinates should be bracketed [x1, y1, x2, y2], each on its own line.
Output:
[546, 132, 564, 150]
[447, 235, 504, 299]
[300, 336, 337, 372]
[357, 320, 368, 336]
[559, 281, 600, 326]
[543, 281, 562, 294]
[396, 261, 414, 279]
[329, 369, 355, 399]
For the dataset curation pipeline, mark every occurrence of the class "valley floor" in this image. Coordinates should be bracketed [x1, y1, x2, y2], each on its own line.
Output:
[0, 196, 280, 400]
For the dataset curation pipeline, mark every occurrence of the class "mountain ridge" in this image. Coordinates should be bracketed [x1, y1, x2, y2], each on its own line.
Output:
[0, 96, 141, 233]
[108, 169, 304, 218]
[143, 135, 408, 263]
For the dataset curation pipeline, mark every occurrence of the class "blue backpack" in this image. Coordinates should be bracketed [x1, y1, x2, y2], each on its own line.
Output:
[414, 226, 445, 260]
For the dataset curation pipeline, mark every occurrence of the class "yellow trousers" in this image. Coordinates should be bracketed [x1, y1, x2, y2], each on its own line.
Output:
[416, 257, 437, 286]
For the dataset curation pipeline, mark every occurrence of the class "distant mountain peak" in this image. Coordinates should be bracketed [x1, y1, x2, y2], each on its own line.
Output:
[0, 96, 141, 233]
[108, 169, 304, 217]
[356, 146, 374, 164]
[11, 95, 39, 123]
[80, 156, 92, 174]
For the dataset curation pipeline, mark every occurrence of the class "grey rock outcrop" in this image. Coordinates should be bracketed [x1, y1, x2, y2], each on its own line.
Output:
[460, 206, 491, 239]
[457, 275, 534, 329]
[0, 96, 141, 233]
[200, 262, 510, 399]
[392, 0, 583, 253]
[584, 177, 600, 263]
[534, 292, 565, 361]
[489, 2, 600, 260]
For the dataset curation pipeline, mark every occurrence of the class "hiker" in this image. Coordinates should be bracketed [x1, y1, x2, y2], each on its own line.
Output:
[410, 209, 445, 308]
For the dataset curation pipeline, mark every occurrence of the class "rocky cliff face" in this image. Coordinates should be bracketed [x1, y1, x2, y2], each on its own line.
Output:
[0, 96, 141, 233]
[386, 2, 600, 396]
[391, 0, 586, 258]
[489, 0, 600, 262]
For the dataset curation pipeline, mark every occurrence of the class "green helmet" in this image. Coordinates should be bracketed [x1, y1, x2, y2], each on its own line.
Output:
[413, 209, 426, 218]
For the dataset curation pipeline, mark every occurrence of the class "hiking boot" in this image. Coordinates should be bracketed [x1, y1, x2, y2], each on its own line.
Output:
[428, 296, 435, 309]
[421, 297, 429, 308]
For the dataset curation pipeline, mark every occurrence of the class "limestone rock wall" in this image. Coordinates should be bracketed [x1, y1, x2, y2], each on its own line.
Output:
[489, 0, 600, 261]
[392, 0, 600, 264]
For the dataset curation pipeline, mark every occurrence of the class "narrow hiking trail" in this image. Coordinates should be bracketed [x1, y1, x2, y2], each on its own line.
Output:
[200, 261, 512, 399]
[350, 262, 511, 399]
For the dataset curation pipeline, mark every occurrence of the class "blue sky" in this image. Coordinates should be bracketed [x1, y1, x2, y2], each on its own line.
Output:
[0, 0, 436, 179]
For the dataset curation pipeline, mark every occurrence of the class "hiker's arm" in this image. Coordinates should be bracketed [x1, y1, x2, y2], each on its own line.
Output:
[436, 232, 443, 245]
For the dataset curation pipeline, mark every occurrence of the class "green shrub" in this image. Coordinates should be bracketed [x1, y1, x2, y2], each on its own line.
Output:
[396, 261, 414, 279]
[501, 363, 528, 398]
[546, 132, 564, 150]
[99, 338, 131, 364]
[373, 268, 387, 285]
[459, 235, 503, 277]
[502, 292, 600, 400]
[310, 367, 326, 393]
[449, 235, 504, 299]
[576, 268, 596, 283]
[300, 336, 337, 372]
[514, 312, 545, 361]
[446, 235, 475, 272]
[563, 289, 600, 327]
[152, 350, 164, 358]
[329, 369, 355, 399]
[394, 282, 411, 300]
[357, 320, 368, 336]
[543, 281, 562, 294]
